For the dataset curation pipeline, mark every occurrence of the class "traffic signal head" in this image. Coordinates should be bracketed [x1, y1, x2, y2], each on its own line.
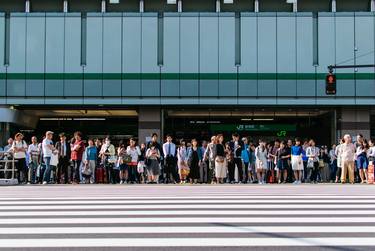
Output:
[326, 73, 336, 95]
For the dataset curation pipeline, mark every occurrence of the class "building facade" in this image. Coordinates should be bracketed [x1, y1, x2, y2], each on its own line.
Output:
[1, 0, 375, 144]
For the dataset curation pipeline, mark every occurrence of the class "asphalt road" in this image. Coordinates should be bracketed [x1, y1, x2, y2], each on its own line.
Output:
[0, 184, 374, 251]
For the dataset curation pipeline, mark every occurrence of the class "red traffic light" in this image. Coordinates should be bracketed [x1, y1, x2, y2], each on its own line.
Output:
[325, 73, 336, 95]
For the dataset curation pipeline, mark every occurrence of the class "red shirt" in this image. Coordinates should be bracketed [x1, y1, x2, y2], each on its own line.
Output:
[71, 140, 85, 161]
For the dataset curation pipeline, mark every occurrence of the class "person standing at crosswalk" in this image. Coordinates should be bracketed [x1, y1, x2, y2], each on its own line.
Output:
[339, 134, 357, 184]
[204, 136, 217, 184]
[42, 131, 56, 185]
[163, 135, 178, 184]
[291, 138, 304, 184]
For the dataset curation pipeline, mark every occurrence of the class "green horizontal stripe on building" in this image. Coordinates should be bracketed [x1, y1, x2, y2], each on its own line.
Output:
[2, 73, 375, 80]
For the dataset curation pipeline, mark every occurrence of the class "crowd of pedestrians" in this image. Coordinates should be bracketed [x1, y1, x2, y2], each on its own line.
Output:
[0, 131, 374, 185]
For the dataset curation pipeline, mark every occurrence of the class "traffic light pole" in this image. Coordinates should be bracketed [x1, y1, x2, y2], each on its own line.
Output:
[328, 64, 375, 73]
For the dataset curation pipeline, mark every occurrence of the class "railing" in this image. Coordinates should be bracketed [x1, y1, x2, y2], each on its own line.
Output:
[0, 152, 18, 184]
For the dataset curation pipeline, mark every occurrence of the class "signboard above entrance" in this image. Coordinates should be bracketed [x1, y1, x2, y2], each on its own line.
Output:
[210, 124, 297, 132]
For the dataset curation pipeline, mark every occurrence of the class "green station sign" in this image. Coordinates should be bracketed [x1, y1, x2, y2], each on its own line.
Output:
[210, 124, 297, 132]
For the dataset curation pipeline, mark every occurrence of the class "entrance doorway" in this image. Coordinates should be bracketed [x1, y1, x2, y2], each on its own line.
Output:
[165, 108, 333, 145]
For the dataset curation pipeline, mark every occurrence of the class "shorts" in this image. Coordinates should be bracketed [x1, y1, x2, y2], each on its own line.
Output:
[277, 159, 288, 171]
[119, 164, 128, 171]
[357, 155, 368, 169]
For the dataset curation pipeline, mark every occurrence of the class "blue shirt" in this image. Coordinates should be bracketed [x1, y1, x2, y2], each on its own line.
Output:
[86, 146, 97, 161]
[302, 148, 308, 161]
[241, 144, 250, 163]
[291, 146, 303, 156]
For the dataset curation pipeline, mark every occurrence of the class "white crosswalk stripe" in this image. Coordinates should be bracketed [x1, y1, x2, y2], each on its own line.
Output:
[0, 185, 374, 250]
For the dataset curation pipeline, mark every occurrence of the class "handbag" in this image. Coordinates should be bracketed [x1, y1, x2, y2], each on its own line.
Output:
[319, 159, 325, 168]
[82, 163, 92, 176]
[137, 162, 145, 173]
[122, 154, 132, 164]
[307, 158, 314, 168]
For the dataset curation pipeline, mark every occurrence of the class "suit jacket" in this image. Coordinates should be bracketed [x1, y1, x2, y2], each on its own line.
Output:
[55, 141, 71, 159]
[229, 140, 244, 158]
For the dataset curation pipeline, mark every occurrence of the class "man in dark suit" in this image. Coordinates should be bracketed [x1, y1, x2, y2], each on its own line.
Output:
[55, 133, 71, 184]
[229, 133, 244, 183]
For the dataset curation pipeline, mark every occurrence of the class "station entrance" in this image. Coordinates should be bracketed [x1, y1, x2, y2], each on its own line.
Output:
[9, 108, 138, 144]
[164, 108, 334, 146]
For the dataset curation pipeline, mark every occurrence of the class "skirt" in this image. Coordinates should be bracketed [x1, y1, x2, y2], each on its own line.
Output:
[291, 155, 304, 171]
[256, 159, 268, 170]
[215, 157, 227, 179]
[146, 159, 160, 176]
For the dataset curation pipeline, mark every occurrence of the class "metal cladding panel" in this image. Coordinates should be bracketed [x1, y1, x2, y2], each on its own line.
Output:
[200, 14, 219, 97]
[141, 14, 158, 97]
[8, 14, 26, 96]
[317, 13, 335, 73]
[180, 80, 199, 97]
[103, 14, 122, 73]
[180, 14, 199, 96]
[64, 14, 81, 73]
[141, 14, 158, 73]
[180, 15, 199, 73]
[355, 13, 375, 97]
[240, 14, 257, 73]
[163, 15, 180, 73]
[45, 15, 64, 97]
[296, 14, 315, 97]
[122, 14, 141, 97]
[162, 15, 180, 97]
[103, 14, 122, 96]
[219, 14, 236, 97]
[277, 15, 296, 97]
[239, 80, 257, 97]
[0, 14, 5, 74]
[0, 14, 5, 97]
[258, 14, 276, 96]
[45, 15, 64, 73]
[335, 13, 355, 97]
[296, 14, 314, 73]
[277, 15, 296, 73]
[86, 15, 103, 73]
[219, 14, 235, 73]
[64, 14, 82, 97]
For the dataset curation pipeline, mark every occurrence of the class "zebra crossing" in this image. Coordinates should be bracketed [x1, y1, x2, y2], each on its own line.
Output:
[0, 185, 374, 250]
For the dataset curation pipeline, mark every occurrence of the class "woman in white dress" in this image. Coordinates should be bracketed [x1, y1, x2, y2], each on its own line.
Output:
[255, 140, 268, 184]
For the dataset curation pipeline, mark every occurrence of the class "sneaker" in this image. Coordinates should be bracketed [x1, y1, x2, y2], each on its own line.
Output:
[293, 181, 298, 185]
[298, 180, 302, 184]
[120, 180, 124, 184]
[258, 181, 262, 185]
[42, 181, 47, 185]
[278, 180, 282, 184]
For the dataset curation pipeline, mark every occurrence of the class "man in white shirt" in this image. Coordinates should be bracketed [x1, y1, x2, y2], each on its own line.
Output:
[163, 135, 178, 184]
[42, 131, 56, 185]
[339, 134, 357, 184]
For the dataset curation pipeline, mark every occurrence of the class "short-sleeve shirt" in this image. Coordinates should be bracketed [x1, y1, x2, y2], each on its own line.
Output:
[12, 140, 27, 159]
[71, 140, 85, 161]
[42, 139, 53, 158]
[291, 146, 303, 156]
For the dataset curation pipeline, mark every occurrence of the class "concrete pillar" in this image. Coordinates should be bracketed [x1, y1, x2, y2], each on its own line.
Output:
[0, 123, 11, 146]
[338, 108, 370, 140]
[138, 107, 162, 145]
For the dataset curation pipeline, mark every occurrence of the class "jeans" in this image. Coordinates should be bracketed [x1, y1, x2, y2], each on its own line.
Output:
[71, 160, 81, 183]
[28, 157, 39, 184]
[330, 159, 337, 181]
[43, 157, 51, 183]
